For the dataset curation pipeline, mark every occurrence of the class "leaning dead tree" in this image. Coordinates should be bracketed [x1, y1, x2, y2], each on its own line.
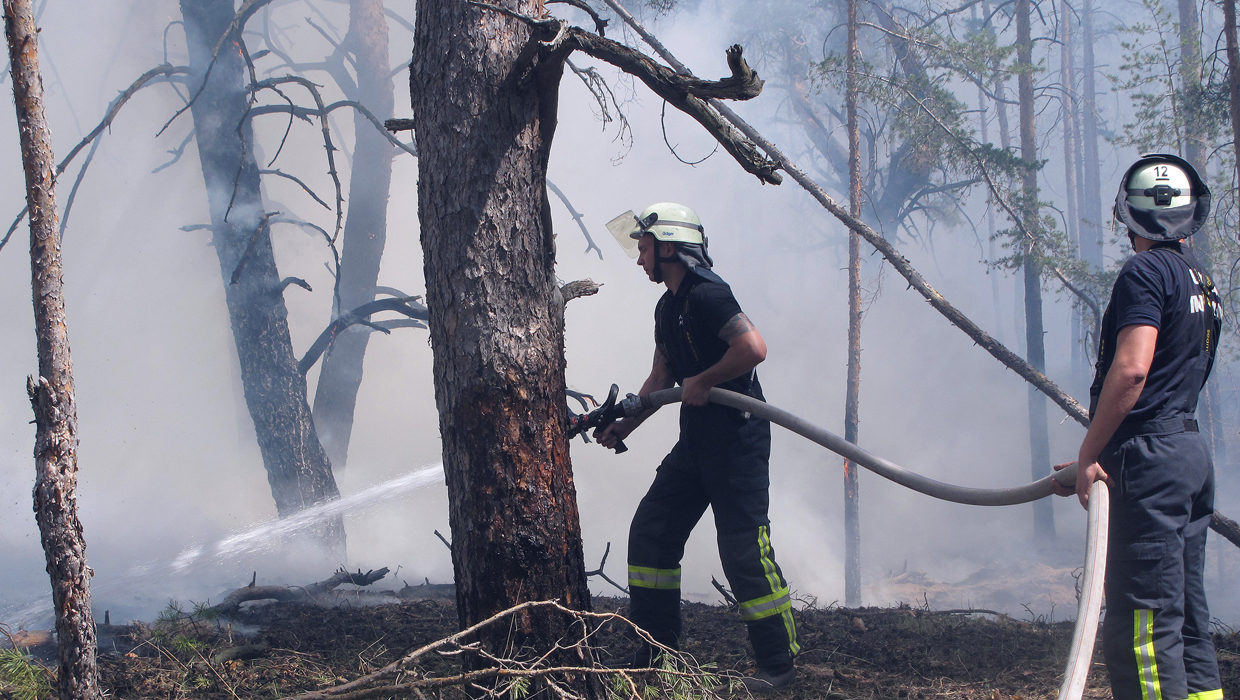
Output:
[3, 0, 101, 697]
[177, 0, 345, 554]
[598, 0, 1240, 550]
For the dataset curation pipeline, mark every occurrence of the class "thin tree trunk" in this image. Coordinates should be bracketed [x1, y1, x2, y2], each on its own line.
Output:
[983, 0, 1011, 343]
[4, 1, 101, 696]
[1060, 5, 1088, 393]
[1079, 0, 1103, 280]
[311, 0, 396, 469]
[180, 0, 344, 554]
[1226, 0, 1240, 184]
[1016, 0, 1055, 541]
[410, 1, 594, 692]
[844, 0, 863, 609]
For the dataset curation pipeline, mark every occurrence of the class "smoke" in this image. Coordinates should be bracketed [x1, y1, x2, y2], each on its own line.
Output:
[1, 0, 1236, 635]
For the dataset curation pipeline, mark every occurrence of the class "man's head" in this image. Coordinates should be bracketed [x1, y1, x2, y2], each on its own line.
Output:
[1114, 153, 1210, 247]
[608, 202, 713, 284]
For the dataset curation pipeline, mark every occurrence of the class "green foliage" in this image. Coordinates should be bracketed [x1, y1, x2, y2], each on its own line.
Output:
[0, 647, 53, 700]
[507, 675, 531, 699]
[1110, 0, 1229, 154]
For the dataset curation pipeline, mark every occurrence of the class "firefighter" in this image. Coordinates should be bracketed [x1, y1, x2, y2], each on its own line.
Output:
[594, 202, 799, 692]
[1053, 154, 1223, 700]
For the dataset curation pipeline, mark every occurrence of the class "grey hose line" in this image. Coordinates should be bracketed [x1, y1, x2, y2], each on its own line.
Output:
[1059, 482, 1109, 699]
[643, 387, 1080, 502]
[637, 386, 1105, 700]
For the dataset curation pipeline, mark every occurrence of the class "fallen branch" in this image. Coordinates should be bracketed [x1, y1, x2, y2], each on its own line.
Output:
[283, 599, 738, 700]
[210, 567, 391, 616]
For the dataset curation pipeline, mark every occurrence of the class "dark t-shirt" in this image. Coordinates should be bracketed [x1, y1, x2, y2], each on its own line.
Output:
[655, 271, 758, 397]
[1090, 244, 1217, 425]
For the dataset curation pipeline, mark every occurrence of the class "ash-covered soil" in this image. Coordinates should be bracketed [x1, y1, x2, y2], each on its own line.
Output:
[32, 594, 1227, 698]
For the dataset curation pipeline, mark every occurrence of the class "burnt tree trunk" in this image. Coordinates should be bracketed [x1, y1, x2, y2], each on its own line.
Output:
[3, 1, 101, 696]
[311, 0, 397, 469]
[843, 0, 863, 608]
[180, 0, 343, 553]
[1016, 0, 1055, 542]
[409, 0, 594, 690]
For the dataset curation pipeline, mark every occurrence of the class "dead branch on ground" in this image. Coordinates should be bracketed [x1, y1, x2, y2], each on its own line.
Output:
[209, 567, 391, 616]
[283, 599, 740, 700]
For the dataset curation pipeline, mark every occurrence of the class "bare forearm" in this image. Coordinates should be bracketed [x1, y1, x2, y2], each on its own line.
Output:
[1079, 324, 1156, 462]
[1080, 369, 1145, 461]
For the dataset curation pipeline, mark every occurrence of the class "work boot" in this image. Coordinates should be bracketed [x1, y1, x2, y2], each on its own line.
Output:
[741, 664, 796, 693]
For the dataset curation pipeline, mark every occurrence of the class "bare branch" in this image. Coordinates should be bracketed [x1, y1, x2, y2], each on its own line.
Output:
[262, 168, 331, 210]
[278, 277, 313, 294]
[230, 211, 278, 285]
[548, 0, 608, 35]
[547, 181, 602, 258]
[252, 100, 417, 157]
[464, 0, 779, 184]
[156, 0, 276, 137]
[250, 75, 345, 240]
[298, 297, 429, 375]
[2, 64, 187, 253]
[584, 542, 628, 595]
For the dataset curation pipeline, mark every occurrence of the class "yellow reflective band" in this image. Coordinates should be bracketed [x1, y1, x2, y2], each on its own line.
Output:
[739, 587, 792, 621]
[628, 565, 681, 590]
[1134, 609, 1162, 700]
[755, 526, 801, 656]
[1185, 690, 1223, 700]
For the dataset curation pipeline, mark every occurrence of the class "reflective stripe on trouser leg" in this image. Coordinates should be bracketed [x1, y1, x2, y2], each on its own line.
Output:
[1185, 691, 1223, 700]
[753, 525, 800, 656]
[629, 566, 681, 590]
[723, 524, 800, 665]
[1133, 609, 1163, 700]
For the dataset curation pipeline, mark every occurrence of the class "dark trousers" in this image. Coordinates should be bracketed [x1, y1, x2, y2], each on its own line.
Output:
[627, 408, 799, 671]
[1101, 428, 1221, 700]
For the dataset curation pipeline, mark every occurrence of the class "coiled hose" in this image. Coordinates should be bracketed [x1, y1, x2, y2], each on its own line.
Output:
[636, 386, 1108, 700]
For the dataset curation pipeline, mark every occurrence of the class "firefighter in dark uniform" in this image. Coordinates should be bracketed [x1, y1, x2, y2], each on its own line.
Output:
[1054, 154, 1223, 700]
[595, 202, 799, 692]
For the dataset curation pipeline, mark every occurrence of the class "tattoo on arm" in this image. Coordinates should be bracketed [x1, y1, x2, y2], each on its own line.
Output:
[718, 313, 755, 341]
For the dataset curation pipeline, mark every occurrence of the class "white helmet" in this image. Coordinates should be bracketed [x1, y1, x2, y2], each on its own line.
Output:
[1124, 160, 1193, 209]
[1114, 153, 1211, 242]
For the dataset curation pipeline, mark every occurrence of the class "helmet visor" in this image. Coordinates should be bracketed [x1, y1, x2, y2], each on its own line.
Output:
[605, 210, 641, 258]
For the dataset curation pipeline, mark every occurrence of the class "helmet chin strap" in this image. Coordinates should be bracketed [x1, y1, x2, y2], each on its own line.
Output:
[651, 241, 677, 283]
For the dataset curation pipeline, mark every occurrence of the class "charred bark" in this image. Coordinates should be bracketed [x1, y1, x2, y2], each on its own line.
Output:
[311, 0, 398, 469]
[180, 0, 343, 553]
[3, 1, 101, 696]
[410, 1, 594, 693]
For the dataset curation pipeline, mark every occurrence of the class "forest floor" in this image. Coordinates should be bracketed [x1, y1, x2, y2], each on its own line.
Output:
[7, 588, 1239, 699]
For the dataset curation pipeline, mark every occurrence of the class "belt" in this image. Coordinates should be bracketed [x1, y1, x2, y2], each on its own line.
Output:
[1111, 416, 1198, 443]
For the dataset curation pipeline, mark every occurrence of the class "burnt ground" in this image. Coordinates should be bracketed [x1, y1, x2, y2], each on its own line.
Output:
[8, 592, 1239, 699]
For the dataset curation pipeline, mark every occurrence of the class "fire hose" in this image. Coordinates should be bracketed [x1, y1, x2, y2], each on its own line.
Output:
[568, 385, 1108, 700]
